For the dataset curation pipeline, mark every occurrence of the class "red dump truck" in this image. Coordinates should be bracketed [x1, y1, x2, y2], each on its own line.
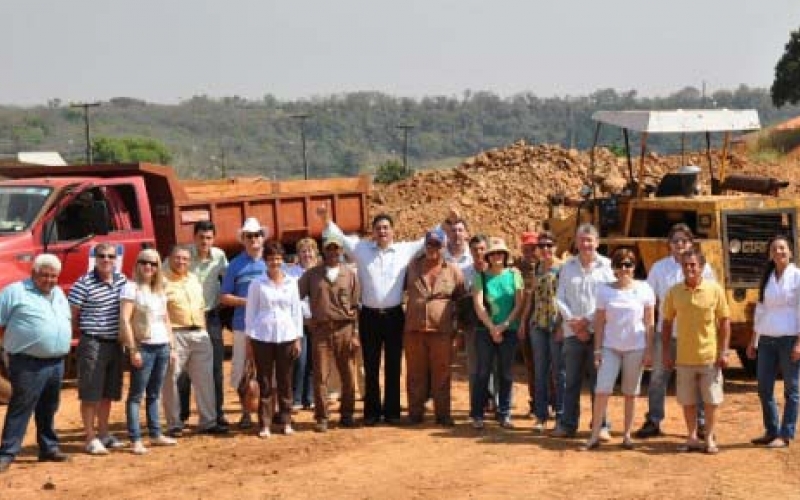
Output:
[0, 162, 370, 290]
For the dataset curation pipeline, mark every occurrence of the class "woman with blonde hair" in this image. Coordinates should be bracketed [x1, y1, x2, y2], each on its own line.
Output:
[119, 248, 176, 454]
[286, 237, 320, 409]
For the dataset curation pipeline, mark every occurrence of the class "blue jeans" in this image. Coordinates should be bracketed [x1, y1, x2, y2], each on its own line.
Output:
[0, 354, 64, 460]
[126, 343, 170, 441]
[471, 329, 517, 420]
[757, 335, 800, 440]
[561, 336, 608, 433]
[293, 328, 314, 406]
[530, 327, 564, 423]
[646, 335, 705, 425]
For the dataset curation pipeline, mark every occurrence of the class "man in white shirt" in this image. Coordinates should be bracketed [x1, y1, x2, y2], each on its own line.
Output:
[444, 218, 473, 275]
[636, 223, 715, 439]
[552, 223, 615, 439]
[318, 205, 454, 426]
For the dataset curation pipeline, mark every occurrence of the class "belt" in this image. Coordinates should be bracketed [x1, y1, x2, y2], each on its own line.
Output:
[362, 305, 402, 315]
[173, 326, 203, 332]
[10, 352, 64, 362]
[84, 335, 119, 343]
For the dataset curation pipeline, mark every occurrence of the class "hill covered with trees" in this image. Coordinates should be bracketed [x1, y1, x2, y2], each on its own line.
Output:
[0, 86, 797, 180]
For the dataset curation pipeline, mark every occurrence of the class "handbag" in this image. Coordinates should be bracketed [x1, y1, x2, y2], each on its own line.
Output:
[238, 358, 260, 413]
[456, 272, 491, 329]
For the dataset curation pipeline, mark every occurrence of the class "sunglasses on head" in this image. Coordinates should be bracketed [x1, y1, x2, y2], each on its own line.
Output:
[614, 261, 635, 269]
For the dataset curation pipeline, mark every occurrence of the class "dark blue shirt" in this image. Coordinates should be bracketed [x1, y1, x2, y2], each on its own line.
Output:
[221, 252, 265, 331]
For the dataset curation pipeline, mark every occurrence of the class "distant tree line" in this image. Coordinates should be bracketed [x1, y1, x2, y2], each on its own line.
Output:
[0, 86, 798, 180]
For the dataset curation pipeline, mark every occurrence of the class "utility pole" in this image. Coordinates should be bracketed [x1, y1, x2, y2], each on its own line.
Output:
[290, 113, 310, 179]
[396, 124, 414, 174]
[70, 102, 101, 164]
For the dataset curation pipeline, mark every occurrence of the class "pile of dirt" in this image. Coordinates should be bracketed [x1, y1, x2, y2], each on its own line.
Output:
[370, 140, 799, 249]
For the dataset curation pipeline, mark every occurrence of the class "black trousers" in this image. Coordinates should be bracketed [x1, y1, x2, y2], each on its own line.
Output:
[359, 305, 404, 421]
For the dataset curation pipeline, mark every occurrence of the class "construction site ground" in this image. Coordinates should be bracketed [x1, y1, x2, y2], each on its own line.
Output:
[1, 352, 798, 500]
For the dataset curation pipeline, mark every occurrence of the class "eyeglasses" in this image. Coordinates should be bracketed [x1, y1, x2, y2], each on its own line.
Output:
[614, 261, 635, 269]
[96, 253, 116, 260]
[670, 238, 691, 245]
[137, 260, 159, 267]
[244, 232, 263, 239]
[537, 243, 554, 249]
[425, 242, 442, 248]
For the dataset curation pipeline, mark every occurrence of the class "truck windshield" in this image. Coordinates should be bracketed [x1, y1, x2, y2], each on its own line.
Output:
[0, 186, 53, 233]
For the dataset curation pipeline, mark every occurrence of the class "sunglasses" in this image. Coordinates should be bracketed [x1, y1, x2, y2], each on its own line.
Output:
[96, 253, 116, 260]
[614, 261, 635, 269]
[537, 242, 554, 249]
[138, 260, 159, 267]
[425, 241, 442, 248]
[244, 232, 263, 239]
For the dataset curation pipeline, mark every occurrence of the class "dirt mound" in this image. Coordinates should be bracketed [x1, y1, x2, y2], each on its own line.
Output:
[370, 140, 800, 250]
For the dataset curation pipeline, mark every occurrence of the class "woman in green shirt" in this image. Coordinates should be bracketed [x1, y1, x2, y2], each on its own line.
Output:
[471, 237, 525, 429]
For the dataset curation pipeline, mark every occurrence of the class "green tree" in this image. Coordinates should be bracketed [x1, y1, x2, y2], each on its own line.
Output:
[374, 159, 410, 184]
[772, 28, 800, 107]
[92, 136, 172, 164]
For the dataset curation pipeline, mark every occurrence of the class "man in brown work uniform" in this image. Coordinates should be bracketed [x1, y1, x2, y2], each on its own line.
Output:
[515, 231, 539, 418]
[404, 229, 466, 426]
[297, 235, 360, 432]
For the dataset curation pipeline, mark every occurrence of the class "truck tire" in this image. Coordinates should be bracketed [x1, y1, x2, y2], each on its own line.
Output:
[736, 348, 757, 377]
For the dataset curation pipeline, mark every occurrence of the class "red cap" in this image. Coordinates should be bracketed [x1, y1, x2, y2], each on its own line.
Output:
[521, 232, 538, 246]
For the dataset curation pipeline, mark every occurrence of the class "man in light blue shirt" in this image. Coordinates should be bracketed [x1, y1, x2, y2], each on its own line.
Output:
[0, 254, 72, 473]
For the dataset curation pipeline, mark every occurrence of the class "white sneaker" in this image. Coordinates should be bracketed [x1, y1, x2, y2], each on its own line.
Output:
[532, 419, 546, 433]
[598, 428, 612, 442]
[283, 424, 295, 436]
[258, 428, 271, 439]
[85, 438, 109, 456]
[131, 440, 148, 455]
[100, 434, 125, 450]
[151, 435, 177, 446]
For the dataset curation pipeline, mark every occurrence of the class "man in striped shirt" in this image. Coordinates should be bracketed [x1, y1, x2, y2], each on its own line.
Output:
[68, 243, 128, 455]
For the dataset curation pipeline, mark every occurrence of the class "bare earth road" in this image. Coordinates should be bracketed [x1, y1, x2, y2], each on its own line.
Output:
[1, 353, 799, 500]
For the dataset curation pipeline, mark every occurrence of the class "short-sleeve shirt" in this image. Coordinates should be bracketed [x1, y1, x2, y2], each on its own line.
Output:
[120, 282, 170, 345]
[596, 280, 655, 351]
[221, 252, 266, 331]
[68, 270, 127, 337]
[663, 279, 730, 365]
[532, 262, 561, 330]
[190, 246, 228, 311]
[473, 268, 524, 328]
[0, 279, 72, 358]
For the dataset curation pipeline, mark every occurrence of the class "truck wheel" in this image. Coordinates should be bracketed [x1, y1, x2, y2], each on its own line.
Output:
[736, 348, 757, 377]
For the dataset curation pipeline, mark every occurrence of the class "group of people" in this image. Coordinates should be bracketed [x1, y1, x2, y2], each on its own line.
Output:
[0, 207, 798, 473]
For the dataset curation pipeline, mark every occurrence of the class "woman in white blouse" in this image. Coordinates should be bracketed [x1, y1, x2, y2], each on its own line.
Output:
[747, 235, 800, 448]
[583, 248, 655, 451]
[245, 242, 304, 438]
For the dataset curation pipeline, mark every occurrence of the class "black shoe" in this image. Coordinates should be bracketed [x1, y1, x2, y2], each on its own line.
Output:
[340, 416, 356, 428]
[751, 434, 778, 445]
[384, 416, 402, 426]
[39, 450, 69, 463]
[363, 417, 379, 427]
[408, 415, 424, 425]
[0, 458, 11, 473]
[634, 420, 662, 439]
[217, 417, 231, 427]
[200, 424, 229, 435]
[166, 427, 183, 438]
[238, 414, 253, 430]
[436, 417, 456, 427]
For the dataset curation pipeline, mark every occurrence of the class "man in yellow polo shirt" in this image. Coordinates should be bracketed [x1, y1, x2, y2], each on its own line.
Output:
[662, 248, 730, 455]
[162, 246, 228, 437]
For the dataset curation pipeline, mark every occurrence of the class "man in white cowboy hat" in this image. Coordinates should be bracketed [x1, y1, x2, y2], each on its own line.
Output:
[220, 217, 267, 429]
